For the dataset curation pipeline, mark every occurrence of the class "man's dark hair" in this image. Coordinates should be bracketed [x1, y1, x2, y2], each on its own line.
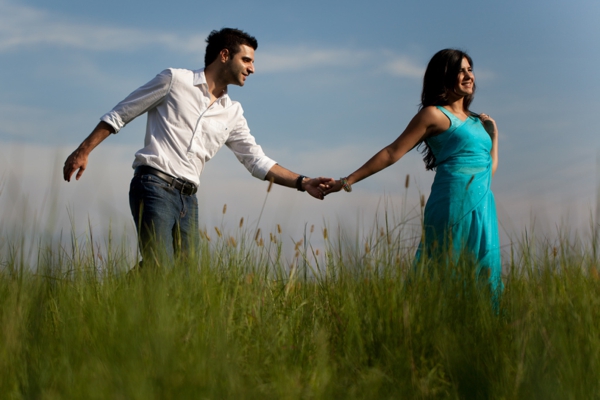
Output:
[204, 28, 258, 67]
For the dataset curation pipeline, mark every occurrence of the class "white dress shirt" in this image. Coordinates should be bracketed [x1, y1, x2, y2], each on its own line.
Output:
[101, 68, 277, 187]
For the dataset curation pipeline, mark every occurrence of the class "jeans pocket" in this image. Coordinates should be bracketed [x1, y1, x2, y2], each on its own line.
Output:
[135, 174, 178, 193]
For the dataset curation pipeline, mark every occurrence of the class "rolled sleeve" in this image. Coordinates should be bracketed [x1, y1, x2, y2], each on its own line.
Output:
[226, 116, 277, 180]
[100, 69, 174, 133]
[250, 157, 278, 180]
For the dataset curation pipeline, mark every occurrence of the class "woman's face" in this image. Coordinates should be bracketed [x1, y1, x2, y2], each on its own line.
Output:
[454, 57, 474, 96]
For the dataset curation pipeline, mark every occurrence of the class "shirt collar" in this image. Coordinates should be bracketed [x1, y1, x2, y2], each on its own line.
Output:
[193, 68, 230, 106]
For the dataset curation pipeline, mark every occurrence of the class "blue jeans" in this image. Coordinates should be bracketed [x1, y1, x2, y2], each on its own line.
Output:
[129, 173, 199, 266]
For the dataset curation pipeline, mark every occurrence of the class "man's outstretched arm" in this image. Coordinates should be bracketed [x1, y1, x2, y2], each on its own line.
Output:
[63, 121, 115, 182]
[264, 164, 334, 200]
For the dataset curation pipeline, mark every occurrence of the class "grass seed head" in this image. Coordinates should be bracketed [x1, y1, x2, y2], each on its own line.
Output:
[323, 228, 328, 240]
[277, 224, 282, 234]
[214, 227, 222, 237]
[405, 174, 410, 188]
[255, 228, 261, 242]
[239, 217, 244, 228]
[222, 204, 227, 214]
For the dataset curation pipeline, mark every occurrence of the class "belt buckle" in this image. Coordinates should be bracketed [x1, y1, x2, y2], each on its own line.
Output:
[179, 180, 194, 195]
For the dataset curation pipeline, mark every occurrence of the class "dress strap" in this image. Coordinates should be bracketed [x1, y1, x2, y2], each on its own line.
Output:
[435, 105, 463, 128]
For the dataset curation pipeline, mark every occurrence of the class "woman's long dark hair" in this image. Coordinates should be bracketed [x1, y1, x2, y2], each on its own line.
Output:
[417, 49, 475, 170]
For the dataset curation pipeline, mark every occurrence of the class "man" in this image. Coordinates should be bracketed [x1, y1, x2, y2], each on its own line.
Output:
[63, 28, 332, 266]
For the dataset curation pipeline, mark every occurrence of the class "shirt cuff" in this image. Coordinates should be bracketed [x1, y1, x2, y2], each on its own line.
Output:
[251, 158, 278, 180]
[100, 111, 125, 134]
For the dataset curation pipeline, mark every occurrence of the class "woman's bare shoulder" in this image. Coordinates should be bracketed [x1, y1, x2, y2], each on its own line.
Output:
[417, 105, 444, 119]
[415, 106, 449, 135]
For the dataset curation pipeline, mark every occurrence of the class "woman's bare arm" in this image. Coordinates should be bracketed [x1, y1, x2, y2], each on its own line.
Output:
[479, 113, 498, 176]
[324, 106, 448, 194]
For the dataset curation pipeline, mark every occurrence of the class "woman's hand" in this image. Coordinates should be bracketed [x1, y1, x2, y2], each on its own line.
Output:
[323, 179, 345, 196]
[479, 113, 498, 139]
[479, 113, 499, 176]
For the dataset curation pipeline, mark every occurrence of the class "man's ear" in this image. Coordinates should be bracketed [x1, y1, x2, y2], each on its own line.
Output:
[220, 49, 230, 63]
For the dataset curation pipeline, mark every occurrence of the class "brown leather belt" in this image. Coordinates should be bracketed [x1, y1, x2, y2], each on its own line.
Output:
[134, 166, 198, 195]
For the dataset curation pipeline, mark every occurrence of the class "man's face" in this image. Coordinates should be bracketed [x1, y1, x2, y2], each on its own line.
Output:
[223, 45, 255, 87]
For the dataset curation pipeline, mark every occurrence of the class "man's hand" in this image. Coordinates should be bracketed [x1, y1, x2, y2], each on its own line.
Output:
[63, 148, 89, 182]
[63, 122, 114, 182]
[263, 165, 336, 199]
[303, 177, 335, 200]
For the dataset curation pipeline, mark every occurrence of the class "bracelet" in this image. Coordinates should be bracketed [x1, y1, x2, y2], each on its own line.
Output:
[340, 177, 352, 192]
[296, 175, 307, 192]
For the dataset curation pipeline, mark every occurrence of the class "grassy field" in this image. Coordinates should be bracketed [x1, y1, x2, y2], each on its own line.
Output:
[1, 214, 600, 399]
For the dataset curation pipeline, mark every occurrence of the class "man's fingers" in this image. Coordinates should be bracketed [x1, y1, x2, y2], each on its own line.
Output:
[63, 164, 73, 182]
[63, 151, 88, 182]
[75, 167, 85, 180]
[305, 186, 324, 200]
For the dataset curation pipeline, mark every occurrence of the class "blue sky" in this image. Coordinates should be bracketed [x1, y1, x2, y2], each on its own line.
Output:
[1, 0, 599, 254]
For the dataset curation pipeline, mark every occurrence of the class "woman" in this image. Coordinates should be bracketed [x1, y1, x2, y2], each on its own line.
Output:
[325, 49, 503, 297]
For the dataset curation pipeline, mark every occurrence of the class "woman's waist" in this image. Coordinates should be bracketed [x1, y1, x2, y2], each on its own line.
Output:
[432, 164, 491, 187]
[435, 154, 491, 174]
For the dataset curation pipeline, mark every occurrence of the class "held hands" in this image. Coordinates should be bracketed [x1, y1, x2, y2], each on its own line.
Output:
[322, 179, 345, 196]
[302, 177, 336, 200]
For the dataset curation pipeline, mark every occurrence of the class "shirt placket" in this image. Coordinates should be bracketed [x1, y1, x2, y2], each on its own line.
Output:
[187, 97, 217, 159]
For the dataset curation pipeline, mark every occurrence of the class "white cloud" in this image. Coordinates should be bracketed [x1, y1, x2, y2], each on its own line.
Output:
[0, 1, 206, 53]
[256, 46, 371, 72]
[257, 46, 426, 79]
[0, 103, 57, 141]
[0, 1, 432, 79]
[472, 69, 496, 81]
[382, 56, 424, 78]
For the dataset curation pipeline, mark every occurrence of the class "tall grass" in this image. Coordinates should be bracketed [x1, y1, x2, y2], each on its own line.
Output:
[1, 210, 600, 399]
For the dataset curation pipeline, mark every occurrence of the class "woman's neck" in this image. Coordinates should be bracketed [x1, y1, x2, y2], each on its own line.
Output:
[444, 97, 467, 115]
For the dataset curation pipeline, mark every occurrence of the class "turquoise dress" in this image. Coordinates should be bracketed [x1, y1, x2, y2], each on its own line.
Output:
[415, 106, 503, 296]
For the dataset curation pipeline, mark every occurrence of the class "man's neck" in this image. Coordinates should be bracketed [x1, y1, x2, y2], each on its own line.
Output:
[203, 66, 227, 102]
